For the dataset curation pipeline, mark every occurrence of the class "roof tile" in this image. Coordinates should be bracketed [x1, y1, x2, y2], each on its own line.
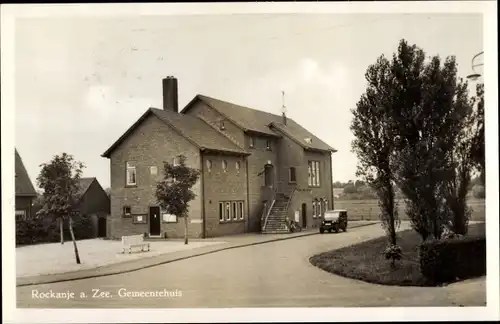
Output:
[196, 95, 336, 152]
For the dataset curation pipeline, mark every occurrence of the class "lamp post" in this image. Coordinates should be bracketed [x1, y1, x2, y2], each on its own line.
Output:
[466, 51, 484, 81]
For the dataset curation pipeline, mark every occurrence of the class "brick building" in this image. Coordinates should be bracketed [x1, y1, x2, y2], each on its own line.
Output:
[102, 76, 337, 238]
[74, 177, 111, 238]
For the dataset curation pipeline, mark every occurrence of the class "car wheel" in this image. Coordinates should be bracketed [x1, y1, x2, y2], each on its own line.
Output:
[334, 226, 339, 233]
[320, 228, 325, 234]
[342, 226, 347, 232]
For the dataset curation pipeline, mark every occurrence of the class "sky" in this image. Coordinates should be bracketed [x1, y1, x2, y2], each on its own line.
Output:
[14, 13, 483, 190]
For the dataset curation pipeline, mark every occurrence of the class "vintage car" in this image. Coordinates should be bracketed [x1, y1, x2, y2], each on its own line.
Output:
[319, 209, 348, 234]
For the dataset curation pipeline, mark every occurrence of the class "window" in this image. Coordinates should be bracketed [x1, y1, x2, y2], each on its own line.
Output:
[126, 162, 136, 186]
[172, 157, 179, 182]
[15, 210, 26, 221]
[308, 161, 320, 187]
[206, 160, 212, 172]
[266, 139, 271, 151]
[289, 167, 296, 183]
[238, 201, 244, 220]
[225, 202, 231, 221]
[222, 160, 228, 172]
[232, 202, 237, 220]
[219, 202, 224, 221]
[235, 161, 241, 173]
[249, 137, 255, 148]
[150, 166, 158, 176]
[220, 120, 225, 130]
[324, 200, 328, 211]
[123, 206, 132, 218]
[219, 200, 245, 223]
[312, 200, 317, 218]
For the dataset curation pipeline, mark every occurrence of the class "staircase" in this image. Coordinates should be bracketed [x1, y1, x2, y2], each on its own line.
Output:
[262, 193, 290, 234]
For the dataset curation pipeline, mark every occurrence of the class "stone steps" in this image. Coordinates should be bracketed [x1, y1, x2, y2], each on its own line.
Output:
[262, 194, 291, 234]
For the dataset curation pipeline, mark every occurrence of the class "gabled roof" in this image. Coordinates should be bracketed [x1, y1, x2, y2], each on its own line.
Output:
[182, 94, 337, 152]
[15, 149, 37, 197]
[269, 121, 337, 153]
[76, 177, 96, 200]
[102, 108, 248, 158]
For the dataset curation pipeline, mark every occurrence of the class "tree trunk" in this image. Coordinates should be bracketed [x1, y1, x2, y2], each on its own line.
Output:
[184, 215, 189, 245]
[68, 216, 81, 264]
[388, 186, 397, 246]
[59, 218, 64, 245]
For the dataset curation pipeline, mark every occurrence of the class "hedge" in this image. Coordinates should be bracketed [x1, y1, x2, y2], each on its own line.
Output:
[419, 234, 486, 284]
[16, 214, 95, 246]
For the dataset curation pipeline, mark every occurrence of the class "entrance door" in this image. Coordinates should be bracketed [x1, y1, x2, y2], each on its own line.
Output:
[264, 164, 274, 188]
[301, 203, 307, 228]
[149, 206, 161, 236]
[97, 216, 107, 238]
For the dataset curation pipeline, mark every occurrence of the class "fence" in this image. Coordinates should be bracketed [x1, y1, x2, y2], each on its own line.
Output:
[334, 199, 486, 222]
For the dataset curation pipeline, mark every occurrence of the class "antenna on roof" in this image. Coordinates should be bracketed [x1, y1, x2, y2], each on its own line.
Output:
[281, 90, 287, 126]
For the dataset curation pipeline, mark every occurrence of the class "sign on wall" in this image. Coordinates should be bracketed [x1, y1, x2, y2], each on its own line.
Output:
[162, 213, 177, 223]
[294, 210, 300, 223]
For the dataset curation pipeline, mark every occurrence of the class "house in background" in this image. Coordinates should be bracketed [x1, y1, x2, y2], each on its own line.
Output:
[15, 149, 37, 220]
[102, 76, 336, 239]
[74, 177, 110, 238]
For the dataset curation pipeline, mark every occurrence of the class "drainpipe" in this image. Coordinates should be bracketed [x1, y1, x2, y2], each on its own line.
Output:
[245, 157, 250, 233]
[200, 153, 207, 238]
[330, 152, 334, 210]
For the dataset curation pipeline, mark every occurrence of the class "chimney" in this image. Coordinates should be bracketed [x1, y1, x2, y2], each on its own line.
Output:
[281, 90, 287, 126]
[162, 76, 178, 113]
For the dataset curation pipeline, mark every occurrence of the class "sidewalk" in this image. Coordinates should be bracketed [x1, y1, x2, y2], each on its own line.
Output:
[16, 221, 379, 287]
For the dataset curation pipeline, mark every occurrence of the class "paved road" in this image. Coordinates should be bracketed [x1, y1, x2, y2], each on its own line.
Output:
[17, 224, 485, 308]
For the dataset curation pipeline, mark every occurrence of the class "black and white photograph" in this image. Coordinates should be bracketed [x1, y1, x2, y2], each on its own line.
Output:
[1, 1, 498, 323]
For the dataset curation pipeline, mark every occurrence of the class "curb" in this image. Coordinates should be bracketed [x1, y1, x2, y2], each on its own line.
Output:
[16, 221, 379, 287]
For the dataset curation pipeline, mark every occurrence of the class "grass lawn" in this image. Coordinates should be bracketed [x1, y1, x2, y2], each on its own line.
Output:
[310, 223, 486, 287]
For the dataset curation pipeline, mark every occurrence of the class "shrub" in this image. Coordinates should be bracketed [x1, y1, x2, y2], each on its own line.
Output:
[419, 234, 486, 284]
[16, 213, 95, 246]
[383, 244, 403, 261]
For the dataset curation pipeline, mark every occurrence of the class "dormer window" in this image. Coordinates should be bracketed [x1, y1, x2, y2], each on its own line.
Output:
[219, 120, 225, 130]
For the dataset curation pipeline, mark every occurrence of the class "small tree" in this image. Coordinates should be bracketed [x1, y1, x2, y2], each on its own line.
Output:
[36, 153, 85, 264]
[351, 54, 401, 267]
[155, 155, 200, 245]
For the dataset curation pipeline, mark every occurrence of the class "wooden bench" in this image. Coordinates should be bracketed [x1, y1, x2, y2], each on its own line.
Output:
[121, 234, 150, 254]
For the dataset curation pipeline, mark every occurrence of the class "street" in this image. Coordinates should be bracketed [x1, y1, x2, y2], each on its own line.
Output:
[16, 224, 486, 308]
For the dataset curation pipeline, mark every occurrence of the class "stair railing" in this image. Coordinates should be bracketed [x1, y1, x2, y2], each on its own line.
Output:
[262, 190, 276, 232]
[285, 188, 296, 215]
[284, 188, 296, 232]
